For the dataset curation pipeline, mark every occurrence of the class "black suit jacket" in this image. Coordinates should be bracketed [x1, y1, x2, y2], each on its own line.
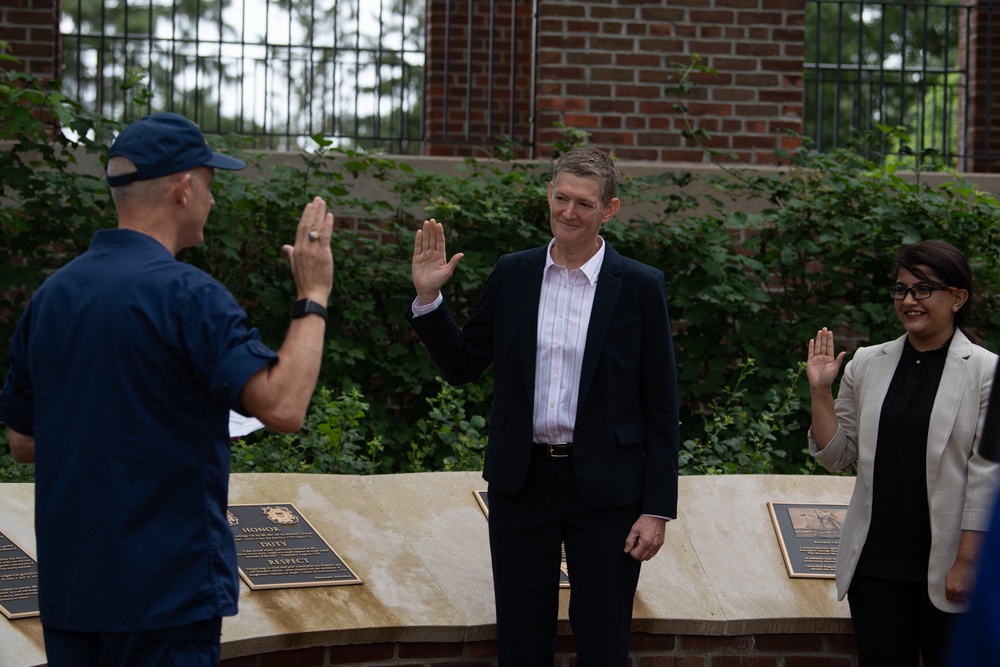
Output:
[408, 242, 679, 518]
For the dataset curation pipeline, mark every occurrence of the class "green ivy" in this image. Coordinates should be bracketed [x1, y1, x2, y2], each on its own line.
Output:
[231, 387, 383, 475]
[4, 51, 1000, 483]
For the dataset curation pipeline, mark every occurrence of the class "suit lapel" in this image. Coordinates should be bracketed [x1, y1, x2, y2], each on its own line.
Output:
[577, 245, 623, 412]
[926, 330, 973, 491]
[520, 247, 546, 400]
[858, 337, 903, 476]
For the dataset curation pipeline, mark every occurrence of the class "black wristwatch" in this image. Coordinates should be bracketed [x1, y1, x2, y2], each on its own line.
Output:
[290, 298, 328, 321]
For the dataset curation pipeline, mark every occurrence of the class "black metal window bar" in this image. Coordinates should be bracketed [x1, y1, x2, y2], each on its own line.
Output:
[60, 0, 427, 153]
[804, 0, 995, 170]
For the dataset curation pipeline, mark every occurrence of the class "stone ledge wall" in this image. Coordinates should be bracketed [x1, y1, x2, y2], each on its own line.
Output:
[219, 633, 857, 667]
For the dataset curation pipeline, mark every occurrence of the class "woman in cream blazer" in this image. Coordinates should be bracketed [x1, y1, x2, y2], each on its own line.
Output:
[807, 241, 999, 667]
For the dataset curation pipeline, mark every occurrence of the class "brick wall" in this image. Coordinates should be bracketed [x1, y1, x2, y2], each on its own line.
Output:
[532, 0, 806, 164]
[0, 0, 60, 78]
[423, 0, 808, 164]
[219, 632, 858, 666]
[423, 0, 535, 157]
[961, 1, 1000, 173]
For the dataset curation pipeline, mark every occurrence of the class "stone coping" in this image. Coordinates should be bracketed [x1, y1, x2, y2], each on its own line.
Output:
[0, 472, 855, 666]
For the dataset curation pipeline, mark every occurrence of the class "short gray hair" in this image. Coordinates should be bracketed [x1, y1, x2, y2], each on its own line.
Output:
[107, 156, 171, 206]
[552, 147, 620, 205]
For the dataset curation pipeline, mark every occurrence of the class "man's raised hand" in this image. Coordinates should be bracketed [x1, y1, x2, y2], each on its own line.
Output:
[412, 218, 464, 305]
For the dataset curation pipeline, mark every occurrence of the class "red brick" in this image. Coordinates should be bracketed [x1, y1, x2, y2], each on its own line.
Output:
[593, 6, 643, 20]
[785, 659, 852, 667]
[630, 632, 680, 651]
[399, 641, 465, 658]
[616, 147, 660, 160]
[678, 634, 752, 650]
[637, 657, 706, 667]
[823, 633, 858, 652]
[0, 27, 27, 39]
[566, 83, 612, 97]
[567, 51, 612, 65]
[618, 53, 662, 68]
[591, 99, 637, 113]
[591, 35, 639, 51]
[259, 646, 326, 667]
[466, 639, 498, 656]
[564, 113, 600, 126]
[327, 643, 395, 665]
[690, 10, 735, 24]
[640, 7, 687, 22]
[589, 130, 635, 145]
[711, 657, 778, 667]
[536, 97, 588, 111]
[566, 20, 601, 33]
[220, 656, 258, 667]
[615, 84, 664, 98]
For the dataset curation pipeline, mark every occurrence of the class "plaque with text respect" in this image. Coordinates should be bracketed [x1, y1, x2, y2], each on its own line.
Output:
[476, 490, 570, 588]
[0, 530, 39, 619]
[768, 502, 848, 579]
[228, 504, 361, 590]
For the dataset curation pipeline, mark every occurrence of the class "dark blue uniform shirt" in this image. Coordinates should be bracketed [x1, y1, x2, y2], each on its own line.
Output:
[0, 229, 278, 632]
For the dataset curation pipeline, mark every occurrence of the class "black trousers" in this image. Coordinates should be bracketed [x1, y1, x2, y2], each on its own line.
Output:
[847, 574, 956, 667]
[42, 617, 222, 667]
[487, 454, 641, 667]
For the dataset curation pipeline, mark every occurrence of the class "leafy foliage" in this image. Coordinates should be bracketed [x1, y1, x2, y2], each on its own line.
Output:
[3, 53, 1000, 483]
[680, 359, 801, 475]
[231, 388, 383, 475]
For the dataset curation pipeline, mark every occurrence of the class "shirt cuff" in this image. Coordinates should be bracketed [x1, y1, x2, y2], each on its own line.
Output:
[410, 293, 443, 317]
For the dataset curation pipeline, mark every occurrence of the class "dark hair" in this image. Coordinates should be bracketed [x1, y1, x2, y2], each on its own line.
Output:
[895, 240, 980, 345]
[552, 147, 620, 206]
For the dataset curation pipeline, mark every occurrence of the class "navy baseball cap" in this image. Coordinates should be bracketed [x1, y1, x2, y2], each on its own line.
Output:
[106, 112, 245, 186]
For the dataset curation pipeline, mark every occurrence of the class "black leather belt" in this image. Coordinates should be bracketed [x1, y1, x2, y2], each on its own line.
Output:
[534, 442, 573, 458]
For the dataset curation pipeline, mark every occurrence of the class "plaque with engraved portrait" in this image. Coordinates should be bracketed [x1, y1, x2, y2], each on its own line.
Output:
[0, 529, 39, 619]
[768, 502, 848, 579]
[476, 490, 570, 588]
[228, 503, 361, 590]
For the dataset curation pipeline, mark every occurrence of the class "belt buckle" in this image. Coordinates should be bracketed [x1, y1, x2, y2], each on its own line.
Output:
[547, 442, 569, 458]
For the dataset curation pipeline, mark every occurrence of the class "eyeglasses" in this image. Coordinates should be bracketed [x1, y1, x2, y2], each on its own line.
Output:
[888, 284, 959, 301]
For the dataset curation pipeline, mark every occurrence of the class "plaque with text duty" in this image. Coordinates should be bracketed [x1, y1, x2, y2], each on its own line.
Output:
[228, 503, 361, 590]
[0, 529, 40, 619]
[476, 490, 570, 588]
[768, 502, 848, 579]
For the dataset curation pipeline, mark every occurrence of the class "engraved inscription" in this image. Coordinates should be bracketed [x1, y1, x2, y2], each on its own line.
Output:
[0, 530, 40, 619]
[227, 503, 361, 590]
[768, 502, 848, 579]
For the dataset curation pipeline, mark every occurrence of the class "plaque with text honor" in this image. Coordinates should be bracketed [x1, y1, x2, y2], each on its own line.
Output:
[0, 530, 39, 619]
[228, 503, 361, 590]
[768, 502, 848, 579]
[476, 490, 570, 588]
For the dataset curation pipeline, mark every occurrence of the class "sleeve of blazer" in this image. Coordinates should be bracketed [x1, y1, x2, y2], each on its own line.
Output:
[638, 268, 680, 518]
[405, 259, 502, 386]
[963, 346, 1000, 533]
[809, 352, 862, 472]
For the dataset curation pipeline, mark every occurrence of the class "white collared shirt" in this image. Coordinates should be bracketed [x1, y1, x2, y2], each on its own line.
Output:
[410, 239, 605, 442]
[531, 238, 605, 443]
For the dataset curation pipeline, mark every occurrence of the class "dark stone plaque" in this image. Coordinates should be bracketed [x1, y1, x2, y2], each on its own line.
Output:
[228, 503, 361, 590]
[476, 490, 570, 588]
[768, 502, 848, 579]
[0, 530, 39, 619]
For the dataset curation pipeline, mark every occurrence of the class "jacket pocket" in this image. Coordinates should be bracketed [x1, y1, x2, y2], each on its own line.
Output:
[614, 422, 645, 446]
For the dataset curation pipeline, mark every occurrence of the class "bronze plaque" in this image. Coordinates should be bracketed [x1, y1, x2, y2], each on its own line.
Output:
[0, 530, 39, 619]
[768, 502, 848, 579]
[476, 490, 570, 588]
[228, 503, 361, 590]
